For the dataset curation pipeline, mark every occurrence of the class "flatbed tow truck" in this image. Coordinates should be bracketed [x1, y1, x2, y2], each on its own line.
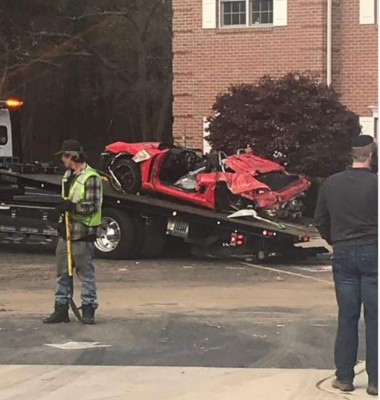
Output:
[0, 99, 326, 260]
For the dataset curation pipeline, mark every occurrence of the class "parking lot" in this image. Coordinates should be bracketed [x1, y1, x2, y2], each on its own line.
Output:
[0, 247, 371, 399]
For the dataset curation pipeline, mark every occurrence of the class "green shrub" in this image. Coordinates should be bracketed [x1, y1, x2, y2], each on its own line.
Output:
[206, 73, 360, 177]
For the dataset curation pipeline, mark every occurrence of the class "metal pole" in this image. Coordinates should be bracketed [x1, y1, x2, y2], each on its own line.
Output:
[65, 210, 83, 323]
[327, 0, 332, 86]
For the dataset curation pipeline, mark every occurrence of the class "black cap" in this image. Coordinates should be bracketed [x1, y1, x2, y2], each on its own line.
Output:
[352, 135, 374, 148]
[55, 139, 83, 155]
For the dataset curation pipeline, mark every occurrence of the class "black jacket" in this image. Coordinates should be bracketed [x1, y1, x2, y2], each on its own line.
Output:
[314, 168, 378, 246]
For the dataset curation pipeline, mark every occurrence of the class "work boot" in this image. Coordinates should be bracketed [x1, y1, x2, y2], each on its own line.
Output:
[81, 304, 95, 325]
[367, 383, 378, 396]
[332, 378, 354, 392]
[43, 303, 70, 324]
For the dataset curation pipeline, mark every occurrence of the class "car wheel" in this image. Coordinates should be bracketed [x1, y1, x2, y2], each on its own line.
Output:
[111, 157, 142, 194]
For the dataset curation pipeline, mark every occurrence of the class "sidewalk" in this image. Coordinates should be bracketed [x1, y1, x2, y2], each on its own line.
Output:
[0, 364, 375, 400]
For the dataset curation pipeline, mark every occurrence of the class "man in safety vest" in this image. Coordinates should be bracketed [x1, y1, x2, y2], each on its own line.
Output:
[43, 139, 102, 325]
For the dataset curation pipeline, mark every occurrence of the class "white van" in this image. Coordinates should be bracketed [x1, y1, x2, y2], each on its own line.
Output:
[0, 98, 23, 165]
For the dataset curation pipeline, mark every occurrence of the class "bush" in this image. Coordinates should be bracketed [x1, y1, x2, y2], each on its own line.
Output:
[206, 73, 361, 177]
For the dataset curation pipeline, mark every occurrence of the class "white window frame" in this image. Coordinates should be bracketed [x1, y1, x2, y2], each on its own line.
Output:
[250, 0, 274, 26]
[369, 106, 378, 139]
[219, 0, 249, 28]
[360, 0, 376, 25]
[219, 0, 274, 28]
[359, 116, 376, 137]
[203, 118, 212, 154]
[203, 0, 217, 29]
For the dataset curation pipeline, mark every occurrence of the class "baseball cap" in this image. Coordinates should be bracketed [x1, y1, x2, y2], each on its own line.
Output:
[55, 139, 83, 156]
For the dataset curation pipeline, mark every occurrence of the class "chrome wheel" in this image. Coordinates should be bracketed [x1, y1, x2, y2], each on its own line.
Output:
[95, 217, 122, 253]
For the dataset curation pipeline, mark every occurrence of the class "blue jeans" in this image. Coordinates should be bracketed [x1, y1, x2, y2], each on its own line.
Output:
[333, 243, 378, 384]
[55, 238, 98, 309]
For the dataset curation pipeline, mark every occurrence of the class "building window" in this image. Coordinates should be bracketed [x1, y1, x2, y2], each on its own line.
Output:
[221, 1, 247, 26]
[251, 0, 273, 25]
[0, 126, 8, 146]
[220, 0, 273, 27]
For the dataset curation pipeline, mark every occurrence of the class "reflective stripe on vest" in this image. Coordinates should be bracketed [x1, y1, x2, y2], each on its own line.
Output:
[62, 165, 102, 227]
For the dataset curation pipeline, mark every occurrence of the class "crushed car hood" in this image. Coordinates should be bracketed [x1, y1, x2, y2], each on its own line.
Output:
[224, 154, 284, 175]
[197, 172, 271, 195]
[106, 142, 163, 154]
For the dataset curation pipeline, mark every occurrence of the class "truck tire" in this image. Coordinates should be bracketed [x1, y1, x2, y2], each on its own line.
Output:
[94, 208, 137, 259]
[134, 216, 167, 259]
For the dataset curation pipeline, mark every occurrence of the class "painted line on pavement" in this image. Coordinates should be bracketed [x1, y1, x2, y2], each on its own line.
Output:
[44, 341, 112, 350]
[241, 262, 334, 286]
[294, 265, 332, 273]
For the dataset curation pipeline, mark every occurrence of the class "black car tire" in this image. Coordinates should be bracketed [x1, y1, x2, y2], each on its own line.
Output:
[110, 157, 142, 194]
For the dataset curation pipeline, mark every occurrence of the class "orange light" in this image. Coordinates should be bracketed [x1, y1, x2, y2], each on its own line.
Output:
[5, 98, 23, 109]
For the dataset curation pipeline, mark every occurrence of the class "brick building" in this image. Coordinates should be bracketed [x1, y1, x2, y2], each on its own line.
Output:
[172, 0, 378, 151]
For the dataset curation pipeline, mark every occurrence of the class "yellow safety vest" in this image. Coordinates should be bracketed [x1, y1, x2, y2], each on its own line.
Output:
[61, 165, 102, 226]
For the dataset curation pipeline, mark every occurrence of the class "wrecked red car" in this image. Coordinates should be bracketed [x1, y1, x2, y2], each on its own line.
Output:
[101, 142, 310, 220]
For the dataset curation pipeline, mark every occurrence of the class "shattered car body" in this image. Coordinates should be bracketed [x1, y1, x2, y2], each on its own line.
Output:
[101, 142, 310, 220]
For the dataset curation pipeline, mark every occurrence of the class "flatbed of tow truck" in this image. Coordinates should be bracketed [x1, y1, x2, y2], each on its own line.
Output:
[0, 169, 325, 260]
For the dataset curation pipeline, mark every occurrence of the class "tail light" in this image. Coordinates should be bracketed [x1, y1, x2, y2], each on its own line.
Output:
[230, 232, 246, 246]
[263, 230, 277, 237]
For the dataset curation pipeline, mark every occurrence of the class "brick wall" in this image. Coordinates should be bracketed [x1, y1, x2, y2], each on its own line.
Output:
[173, 0, 378, 149]
[333, 0, 378, 116]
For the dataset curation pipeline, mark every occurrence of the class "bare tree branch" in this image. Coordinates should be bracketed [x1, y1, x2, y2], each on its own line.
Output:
[26, 31, 71, 39]
[37, 60, 62, 68]
[79, 40, 117, 71]
[66, 51, 92, 57]
[79, 39, 133, 84]
[0, 40, 9, 96]
[66, 11, 129, 21]
[5, 16, 113, 83]
[142, 0, 164, 41]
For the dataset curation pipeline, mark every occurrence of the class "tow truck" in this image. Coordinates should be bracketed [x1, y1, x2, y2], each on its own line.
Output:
[0, 99, 327, 260]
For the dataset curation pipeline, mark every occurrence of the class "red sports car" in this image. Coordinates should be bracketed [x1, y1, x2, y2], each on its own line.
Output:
[101, 142, 310, 220]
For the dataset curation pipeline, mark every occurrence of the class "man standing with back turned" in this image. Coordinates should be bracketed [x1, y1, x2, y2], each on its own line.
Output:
[43, 139, 102, 325]
[315, 135, 378, 396]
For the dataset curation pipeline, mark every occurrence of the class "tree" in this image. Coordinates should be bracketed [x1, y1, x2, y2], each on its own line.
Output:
[206, 73, 361, 177]
[0, 0, 173, 163]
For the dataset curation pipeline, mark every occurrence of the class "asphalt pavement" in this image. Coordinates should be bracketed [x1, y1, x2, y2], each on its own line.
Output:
[0, 246, 374, 399]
